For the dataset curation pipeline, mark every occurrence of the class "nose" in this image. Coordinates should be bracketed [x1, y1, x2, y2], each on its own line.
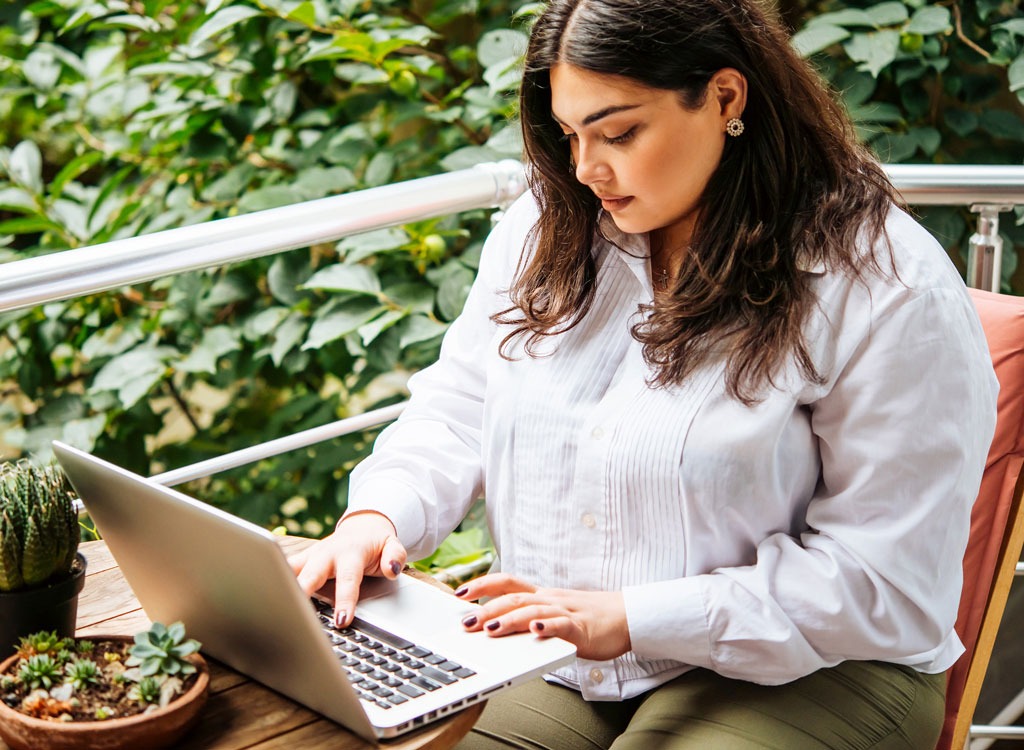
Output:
[573, 141, 607, 186]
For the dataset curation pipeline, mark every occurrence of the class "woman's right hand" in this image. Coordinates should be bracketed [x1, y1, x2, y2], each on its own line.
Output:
[287, 511, 408, 628]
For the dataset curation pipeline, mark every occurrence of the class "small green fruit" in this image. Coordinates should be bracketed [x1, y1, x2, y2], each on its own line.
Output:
[390, 70, 418, 97]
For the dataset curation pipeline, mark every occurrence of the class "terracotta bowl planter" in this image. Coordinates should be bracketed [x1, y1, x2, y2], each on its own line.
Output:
[0, 635, 209, 750]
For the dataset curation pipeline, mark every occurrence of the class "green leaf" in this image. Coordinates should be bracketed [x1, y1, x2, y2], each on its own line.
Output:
[237, 185, 301, 212]
[477, 29, 528, 67]
[50, 152, 103, 201]
[271, 313, 308, 366]
[792, 24, 850, 57]
[994, 19, 1024, 39]
[178, 326, 242, 374]
[23, 48, 62, 90]
[364, 152, 396, 188]
[0, 187, 37, 212]
[8, 141, 43, 194]
[807, 9, 876, 28]
[286, 1, 316, 26]
[1009, 54, 1024, 93]
[337, 228, 409, 263]
[359, 309, 406, 345]
[0, 216, 65, 236]
[303, 265, 382, 295]
[867, 2, 909, 26]
[191, 6, 263, 45]
[303, 300, 384, 350]
[397, 314, 447, 348]
[906, 6, 951, 35]
[944, 109, 978, 137]
[844, 30, 900, 77]
[91, 347, 176, 409]
[979, 110, 1024, 140]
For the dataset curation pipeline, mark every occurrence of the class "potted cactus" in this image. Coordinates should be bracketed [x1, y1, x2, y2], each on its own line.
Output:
[0, 461, 86, 656]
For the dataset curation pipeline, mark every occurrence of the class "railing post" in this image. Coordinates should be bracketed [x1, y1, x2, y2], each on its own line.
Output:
[968, 204, 1013, 293]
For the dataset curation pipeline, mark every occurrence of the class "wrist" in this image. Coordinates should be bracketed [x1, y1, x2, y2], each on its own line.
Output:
[337, 509, 398, 538]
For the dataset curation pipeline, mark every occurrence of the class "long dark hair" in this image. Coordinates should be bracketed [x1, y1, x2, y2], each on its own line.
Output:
[497, 0, 897, 403]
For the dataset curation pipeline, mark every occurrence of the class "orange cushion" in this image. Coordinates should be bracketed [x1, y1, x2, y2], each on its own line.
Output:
[941, 289, 1024, 749]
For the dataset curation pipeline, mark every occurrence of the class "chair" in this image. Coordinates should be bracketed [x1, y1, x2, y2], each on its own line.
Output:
[939, 288, 1024, 750]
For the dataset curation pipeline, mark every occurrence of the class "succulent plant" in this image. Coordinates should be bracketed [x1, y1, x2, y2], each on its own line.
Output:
[125, 622, 201, 677]
[0, 461, 80, 592]
[129, 676, 161, 705]
[18, 654, 62, 690]
[64, 659, 100, 691]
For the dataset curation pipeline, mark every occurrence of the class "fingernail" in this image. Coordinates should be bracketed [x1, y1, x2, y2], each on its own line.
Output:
[454, 586, 468, 597]
[485, 620, 500, 632]
[533, 621, 545, 632]
[389, 560, 401, 576]
[335, 609, 346, 627]
[462, 615, 477, 628]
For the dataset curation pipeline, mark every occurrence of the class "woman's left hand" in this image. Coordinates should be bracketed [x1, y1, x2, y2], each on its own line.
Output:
[454, 573, 631, 661]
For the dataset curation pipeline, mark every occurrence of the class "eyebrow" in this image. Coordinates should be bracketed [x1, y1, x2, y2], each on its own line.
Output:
[551, 104, 642, 128]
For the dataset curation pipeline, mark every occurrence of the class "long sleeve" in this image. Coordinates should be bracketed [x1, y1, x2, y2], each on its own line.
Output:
[345, 195, 538, 560]
[623, 263, 998, 684]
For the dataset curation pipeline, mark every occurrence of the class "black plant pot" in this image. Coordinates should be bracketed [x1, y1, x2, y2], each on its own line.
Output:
[0, 552, 87, 657]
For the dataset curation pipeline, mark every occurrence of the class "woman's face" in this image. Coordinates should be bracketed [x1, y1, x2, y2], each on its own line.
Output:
[549, 63, 743, 250]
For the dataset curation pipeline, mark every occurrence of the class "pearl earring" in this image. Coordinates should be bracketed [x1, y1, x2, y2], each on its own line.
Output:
[725, 118, 745, 137]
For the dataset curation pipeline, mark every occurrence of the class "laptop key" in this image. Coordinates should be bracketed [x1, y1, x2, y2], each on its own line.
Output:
[350, 617, 415, 650]
[424, 654, 446, 665]
[407, 660, 424, 669]
[384, 676, 403, 688]
[375, 700, 392, 709]
[410, 676, 441, 691]
[407, 646, 432, 658]
[392, 653, 411, 663]
[387, 693, 409, 705]
[382, 662, 402, 673]
[420, 666, 457, 685]
[372, 687, 393, 698]
[437, 660, 461, 672]
[398, 669, 416, 680]
[371, 670, 389, 681]
[453, 667, 477, 678]
[355, 664, 374, 674]
[398, 683, 425, 698]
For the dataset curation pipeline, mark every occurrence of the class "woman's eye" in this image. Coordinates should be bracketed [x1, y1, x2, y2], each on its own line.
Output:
[604, 127, 637, 145]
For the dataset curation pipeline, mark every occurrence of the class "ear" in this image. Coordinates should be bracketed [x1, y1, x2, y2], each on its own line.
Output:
[709, 68, 747, 122]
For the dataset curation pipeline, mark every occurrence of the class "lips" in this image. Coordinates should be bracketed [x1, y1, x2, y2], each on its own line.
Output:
[596, 195, 633, 211]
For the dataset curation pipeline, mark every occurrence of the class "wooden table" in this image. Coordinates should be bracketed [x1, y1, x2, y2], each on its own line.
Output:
[23, 537, 484, 750]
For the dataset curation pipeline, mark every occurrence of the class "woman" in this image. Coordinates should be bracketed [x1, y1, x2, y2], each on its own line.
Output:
[290, 0, 999, 746]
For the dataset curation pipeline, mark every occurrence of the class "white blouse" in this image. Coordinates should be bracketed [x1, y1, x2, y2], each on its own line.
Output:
[347, 192, 998, 700]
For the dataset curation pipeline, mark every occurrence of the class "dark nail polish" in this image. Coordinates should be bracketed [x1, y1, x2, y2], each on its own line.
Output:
[335, 610, 346, 627]
[485, 620, 500, 632]
[462, 615, 477, 628]
[534, 621, 545, 632]
[389, 560, 401, 576]
[454, 586, 468, 597]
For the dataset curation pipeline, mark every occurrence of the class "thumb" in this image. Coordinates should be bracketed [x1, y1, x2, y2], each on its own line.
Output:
[380, 536, 408, 579]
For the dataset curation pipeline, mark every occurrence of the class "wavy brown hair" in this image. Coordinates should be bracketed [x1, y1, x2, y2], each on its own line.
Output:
[497, 0, 898, 403]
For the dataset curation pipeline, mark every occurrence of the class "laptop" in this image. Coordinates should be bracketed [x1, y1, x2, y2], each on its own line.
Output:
[53, 441, 576, 741]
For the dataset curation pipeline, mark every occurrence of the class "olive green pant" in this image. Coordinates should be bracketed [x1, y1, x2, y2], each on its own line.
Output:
[457, 661, 945, 749]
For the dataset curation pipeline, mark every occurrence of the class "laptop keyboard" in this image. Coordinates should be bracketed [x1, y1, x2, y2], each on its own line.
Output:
[314, 602, 477, 711]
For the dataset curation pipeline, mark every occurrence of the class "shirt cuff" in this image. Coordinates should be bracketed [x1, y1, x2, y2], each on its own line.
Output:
[346, 476, 427, 553]
[623, 576, 713, 669]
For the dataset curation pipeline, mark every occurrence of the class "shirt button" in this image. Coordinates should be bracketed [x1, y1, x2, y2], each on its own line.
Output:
[591, 426, 604, 440]
[589, 668, 604, 684]
[581, 513, 596, 529]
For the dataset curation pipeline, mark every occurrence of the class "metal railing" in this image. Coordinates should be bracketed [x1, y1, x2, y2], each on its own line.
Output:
[5, 160, 1024, 743]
